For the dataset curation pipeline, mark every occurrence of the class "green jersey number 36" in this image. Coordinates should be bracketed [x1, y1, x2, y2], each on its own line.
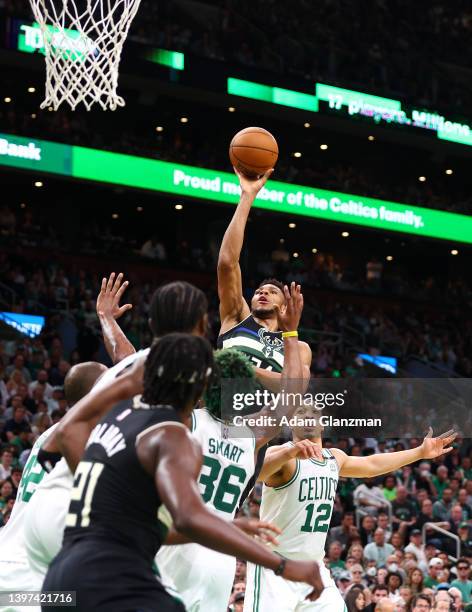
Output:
[199, 455, 246, 514]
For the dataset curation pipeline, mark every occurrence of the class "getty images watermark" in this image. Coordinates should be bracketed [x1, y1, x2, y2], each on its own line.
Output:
[230, 390, 381, 429]
[219, 378, 472, 439]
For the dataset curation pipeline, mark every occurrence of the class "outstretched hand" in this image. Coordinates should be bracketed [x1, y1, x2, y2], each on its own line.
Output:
[275, 282, 303, 332]
[97, 272, 132, 320]
[234, 517, 281, 546]
[420, 428, 457, 459]
[288, 440, 324, 463]
[234, 166, 273, 198]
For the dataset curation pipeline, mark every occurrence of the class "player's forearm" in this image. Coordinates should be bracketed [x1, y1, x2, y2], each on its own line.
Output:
[342, 446, 424, 478]
[175, 507, 281, 571]
[99, 314, 136, 365]
[56, 374, 140, 471]
[56, 421, 92, 472]
[164, 528, 192, 545]
[218, 192, 253, 267]
[258, 446, 294, 481]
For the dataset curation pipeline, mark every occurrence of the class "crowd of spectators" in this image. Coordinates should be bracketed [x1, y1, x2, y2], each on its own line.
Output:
[1, 332, 472, 610]
[0, 251, 470, 609]
[124, 0, 472, 116]
[1, 202, 471, 377]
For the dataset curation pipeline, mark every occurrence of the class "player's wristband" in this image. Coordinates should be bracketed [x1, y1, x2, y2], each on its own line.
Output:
[37, 448, 62, 473]
[282, 331, 298, 339]
[274, 557, 287, 576]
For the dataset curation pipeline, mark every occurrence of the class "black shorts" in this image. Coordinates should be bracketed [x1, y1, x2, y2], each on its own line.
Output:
[42, 538, 185, 612]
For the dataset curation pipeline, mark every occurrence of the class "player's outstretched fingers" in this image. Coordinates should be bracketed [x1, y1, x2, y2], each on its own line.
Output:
[111, 272, 124, 295]
[115, 278, 129, 302]
[106, 272, 116, 292]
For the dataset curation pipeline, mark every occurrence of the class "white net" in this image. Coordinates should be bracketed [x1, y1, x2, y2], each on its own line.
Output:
[28, 0, 142, 110]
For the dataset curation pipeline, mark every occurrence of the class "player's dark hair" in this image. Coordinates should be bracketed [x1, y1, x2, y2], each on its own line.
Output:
[149, 281, 208, 337]
[204, 348, 259, 419]
[257, 278, 285, 294]
[371, 583, 388, 594]
[142, 333, 213, 410]
[64, 362, 107, 406]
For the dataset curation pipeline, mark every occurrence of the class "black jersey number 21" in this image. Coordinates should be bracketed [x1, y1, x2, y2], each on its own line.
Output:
[65, 461, 104, 528]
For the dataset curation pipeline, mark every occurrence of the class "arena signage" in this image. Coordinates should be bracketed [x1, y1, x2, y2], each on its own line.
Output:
[228, 78, 472, 147]
[18, 22, 97, 59]
[16, 21, 184, 70]
[0, 312, 45, 338]
[1, 132, 471, 244]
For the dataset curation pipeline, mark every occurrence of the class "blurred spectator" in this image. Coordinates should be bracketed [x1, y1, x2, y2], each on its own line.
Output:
[450, 559, 472, 604]
[140, 236, 167, 261]
[354, 478, 388, 515]
[0, 449, 13, 482]
[28, 370, 54, 401]
[364, 528, 395, 567]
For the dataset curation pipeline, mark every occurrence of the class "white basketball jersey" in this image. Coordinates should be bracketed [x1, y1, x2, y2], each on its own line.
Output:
[190, 408, 256, 520]
[0, 425, 56, 564]
[260, 444, 339, 562]
[92, 348, 149, 392]
[156, 408, 256, 611]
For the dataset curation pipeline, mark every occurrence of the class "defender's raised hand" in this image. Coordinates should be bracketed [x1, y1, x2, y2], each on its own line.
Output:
[420, 428, 458, 459]
[97, 272, 132, 320]
[275, 282, 303, 332]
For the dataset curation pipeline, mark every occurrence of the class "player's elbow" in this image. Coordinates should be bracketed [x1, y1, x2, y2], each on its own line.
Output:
[172, 507, 205, 535]
[217, 255, 237, 273]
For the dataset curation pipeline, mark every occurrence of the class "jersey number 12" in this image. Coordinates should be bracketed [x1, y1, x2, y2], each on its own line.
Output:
[301, 502, 331, 533]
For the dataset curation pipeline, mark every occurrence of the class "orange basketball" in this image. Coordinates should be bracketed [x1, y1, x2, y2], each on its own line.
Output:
[229, 127, 278, 178]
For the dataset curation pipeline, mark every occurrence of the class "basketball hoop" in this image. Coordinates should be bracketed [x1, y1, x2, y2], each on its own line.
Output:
[28, 0, 142, 110]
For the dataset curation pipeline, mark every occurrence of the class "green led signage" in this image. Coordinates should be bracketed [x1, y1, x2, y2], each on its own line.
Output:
[17, 21, 184, 69]
[144, 48, 185, 70]
[228, 78, 318, 112]
[1, 132, 471, 244]
[227, 78, 472, 147]
[18, 23, 97, 60]
[316, 83, 472, 146]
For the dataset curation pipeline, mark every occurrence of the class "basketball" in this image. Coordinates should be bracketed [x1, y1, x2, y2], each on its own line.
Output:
[229, 127, 279, 178]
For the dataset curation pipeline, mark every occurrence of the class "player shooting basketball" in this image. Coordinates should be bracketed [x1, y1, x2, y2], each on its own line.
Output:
[217, 168, 312, 392]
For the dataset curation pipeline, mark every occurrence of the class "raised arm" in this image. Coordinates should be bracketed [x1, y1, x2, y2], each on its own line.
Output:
[137, 424, 324, 595]
[252, 284, 312, 449]
[332, 429, 457, 478]
[218, 168, 272, 333]
[97, 273, 136, 364]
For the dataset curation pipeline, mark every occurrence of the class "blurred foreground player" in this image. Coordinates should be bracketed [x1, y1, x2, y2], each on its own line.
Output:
[42, 335, 325, 612]
[0, 362, 106, 612]
[245, 414, 457, 611]
[21, 276, 206, 590]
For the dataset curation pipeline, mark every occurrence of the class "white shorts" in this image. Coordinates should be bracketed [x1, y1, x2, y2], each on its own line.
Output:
[157, 543, 236, 612]
[243, 561, 346, 612]
[23, 485, 70, 580]
[0, 560, 41, 612]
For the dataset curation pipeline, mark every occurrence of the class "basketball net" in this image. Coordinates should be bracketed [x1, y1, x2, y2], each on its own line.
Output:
[28, 0, 142, 110]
